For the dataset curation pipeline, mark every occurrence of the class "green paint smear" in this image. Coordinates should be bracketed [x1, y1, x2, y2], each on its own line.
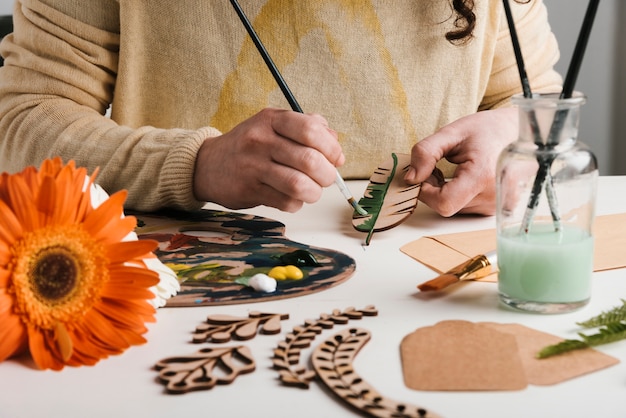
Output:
[355, 153, 399, 245]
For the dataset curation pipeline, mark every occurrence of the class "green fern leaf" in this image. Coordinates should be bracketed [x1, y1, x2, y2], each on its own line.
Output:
[577, 299, 626, 328]
[536, 339, 589, 358]
[352, 153, 420, 245]
[538, 299, 626, 358]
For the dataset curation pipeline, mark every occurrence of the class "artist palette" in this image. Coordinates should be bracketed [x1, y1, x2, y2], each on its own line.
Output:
[133, 209, 356, 307]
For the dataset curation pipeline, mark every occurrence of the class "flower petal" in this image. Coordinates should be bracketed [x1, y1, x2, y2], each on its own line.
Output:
[0, 292, 28, 362]
[54, 322, 73, 362]
[0, 199, 24, 244]
[106, 240, 158, 264]
[100, 283, 157, 300]
[6, 175, 40, 231]
[0, 268, 11, 288]
[27, 325, 64, 370]
[80, 310, 131, 352]
[82, 191, 128, 238]
[108, 264, 160, 287]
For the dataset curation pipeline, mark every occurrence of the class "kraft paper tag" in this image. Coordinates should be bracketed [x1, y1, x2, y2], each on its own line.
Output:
[400, 320, 619, 391]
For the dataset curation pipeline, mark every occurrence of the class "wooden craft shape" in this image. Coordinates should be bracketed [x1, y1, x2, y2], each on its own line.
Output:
[352, 153, 420, 245]
[192, 311, 289, 343]
[272, 306, 378, 388]
[312, 328, 442, 418]
[155, 346, 256, 394]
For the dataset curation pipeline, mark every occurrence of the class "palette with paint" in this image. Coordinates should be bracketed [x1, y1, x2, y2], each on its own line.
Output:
[133, 209, 356, 307]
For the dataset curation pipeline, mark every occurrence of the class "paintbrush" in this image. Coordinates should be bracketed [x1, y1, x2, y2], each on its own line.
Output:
[229, 0, 368, 216]
[503, 0, 561, 232]
[417, 250, 497, 292]
[518, 0, 600, 234]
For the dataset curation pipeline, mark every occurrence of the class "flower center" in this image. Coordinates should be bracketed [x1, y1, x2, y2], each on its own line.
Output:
[10, 225, 109, 330]
[31, 247, 78, 302]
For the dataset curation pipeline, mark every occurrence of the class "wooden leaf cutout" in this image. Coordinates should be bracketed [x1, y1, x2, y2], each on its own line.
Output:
[192, 311, 289, 343]
[272, 305, 378, 388]
[155, 346, 256, 394]
[312, 328, 442, 418]
[352, 153, 420, 245]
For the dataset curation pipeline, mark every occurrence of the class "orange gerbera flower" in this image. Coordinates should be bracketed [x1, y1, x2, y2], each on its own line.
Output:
[0, 158, 159, 370]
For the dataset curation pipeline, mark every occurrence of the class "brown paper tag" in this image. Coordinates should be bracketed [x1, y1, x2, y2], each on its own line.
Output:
[400, 320, 527, 391]
[400, 320, 620, 392]
[480, 322, 620, 385]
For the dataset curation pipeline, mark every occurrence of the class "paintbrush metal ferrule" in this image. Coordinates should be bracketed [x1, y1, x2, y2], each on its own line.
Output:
[335, 171, 368, 216]
[448, 251, 496, 281]
[418, 250, 497, 292]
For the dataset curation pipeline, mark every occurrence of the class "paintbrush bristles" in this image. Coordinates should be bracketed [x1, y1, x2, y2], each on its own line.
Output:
[417, 274, 460, 292]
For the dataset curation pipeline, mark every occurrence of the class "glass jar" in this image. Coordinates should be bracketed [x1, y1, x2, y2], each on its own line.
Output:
[496, 92, 598, 314]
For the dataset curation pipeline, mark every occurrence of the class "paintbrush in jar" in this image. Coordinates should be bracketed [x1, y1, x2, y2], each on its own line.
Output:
[417, 250, 497, 292]
[518, 0, 600, 234]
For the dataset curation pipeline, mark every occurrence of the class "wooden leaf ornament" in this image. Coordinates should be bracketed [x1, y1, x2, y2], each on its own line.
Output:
[192, 311, 289, 343]
[352, 153, 420, 245]
[312, 328, 442, 418]
[155, 346, 256, 394]
[272, 306, 378, 388]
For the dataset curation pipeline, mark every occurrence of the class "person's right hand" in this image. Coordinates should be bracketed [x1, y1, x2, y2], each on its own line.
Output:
[193, 108, 345, 212]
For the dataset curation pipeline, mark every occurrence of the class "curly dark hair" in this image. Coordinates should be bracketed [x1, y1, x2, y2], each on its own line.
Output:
[448, 0, 530, 44]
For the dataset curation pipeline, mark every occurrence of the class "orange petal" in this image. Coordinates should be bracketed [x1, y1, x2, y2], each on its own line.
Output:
[52, 164, 87, 223]
[106, 240, 158, 264]
[54, 322, 73, 362]
[6, 175, 40, 231]
[115, 327, 148, 346]
[0, 301, 27, 362]
[0, 268, 11, 288]
[101, 297, 157, 321]
[82, 191, 128, 236]
[94, 299, 154, 331]
[81, 310, 130, 351]
[0, 240, 13, 266]
[27, 325, 64, 370]
[36, 175, 58, 217]
[0, 199, 24, 243]
[64, 327, 104, 366]
[108, 264, 160, 287]
[100, 283, 156, 300]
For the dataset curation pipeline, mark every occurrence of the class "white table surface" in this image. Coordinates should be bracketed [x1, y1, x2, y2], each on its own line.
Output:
[2, 177, 626, 418]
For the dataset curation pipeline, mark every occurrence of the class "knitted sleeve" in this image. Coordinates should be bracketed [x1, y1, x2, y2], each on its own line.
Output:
[0, 0, 215, 211]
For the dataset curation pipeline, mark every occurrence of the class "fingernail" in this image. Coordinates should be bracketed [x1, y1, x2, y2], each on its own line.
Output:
[405, 167, 416, 182]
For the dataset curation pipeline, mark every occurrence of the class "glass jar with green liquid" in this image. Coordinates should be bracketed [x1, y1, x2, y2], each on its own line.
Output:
[496, 92, 598, 314]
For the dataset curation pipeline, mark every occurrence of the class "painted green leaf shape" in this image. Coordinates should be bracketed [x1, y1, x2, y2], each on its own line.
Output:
[352, 153, 420, 245]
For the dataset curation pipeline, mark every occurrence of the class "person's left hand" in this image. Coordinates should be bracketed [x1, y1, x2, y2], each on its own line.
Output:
[404, 107, 518, 216]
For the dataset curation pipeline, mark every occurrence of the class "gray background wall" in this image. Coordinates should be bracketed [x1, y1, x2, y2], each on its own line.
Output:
[544, 0, 623, 175]
[0, 1, 623, 175]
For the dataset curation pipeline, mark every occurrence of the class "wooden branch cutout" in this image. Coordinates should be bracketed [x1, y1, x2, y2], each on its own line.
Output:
[352, 153, 420, 245]
[312, 328, 442, 418]
[155, 346, 256, 394]
[192, 311, 289, 343]
[272, 306, 378, 388]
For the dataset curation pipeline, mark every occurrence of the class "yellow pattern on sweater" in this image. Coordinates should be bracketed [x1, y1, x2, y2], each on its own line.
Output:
[0, 0, 561, 211]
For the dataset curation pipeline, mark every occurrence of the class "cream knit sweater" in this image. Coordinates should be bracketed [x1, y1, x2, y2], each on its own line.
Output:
[0, 0, 561, 211]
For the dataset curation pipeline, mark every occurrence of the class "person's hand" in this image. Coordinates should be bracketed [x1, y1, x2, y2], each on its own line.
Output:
[193, 108, 344, 212]
[404, 107, 518, 216]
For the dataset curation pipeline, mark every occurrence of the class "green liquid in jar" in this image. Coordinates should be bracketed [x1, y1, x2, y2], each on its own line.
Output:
[497, 224, 593, 304]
